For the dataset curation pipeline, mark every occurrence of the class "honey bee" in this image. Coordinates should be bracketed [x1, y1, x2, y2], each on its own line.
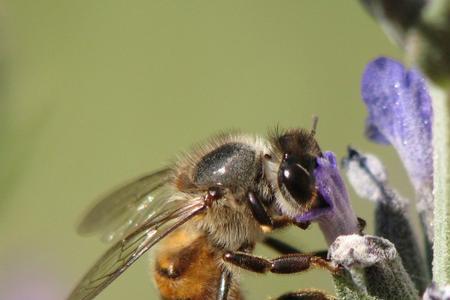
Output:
[68, 123, 337, 300]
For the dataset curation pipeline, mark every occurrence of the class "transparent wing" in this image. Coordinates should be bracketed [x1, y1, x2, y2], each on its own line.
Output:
[68, 197, 206, 300]
[77, 168, 173, 242]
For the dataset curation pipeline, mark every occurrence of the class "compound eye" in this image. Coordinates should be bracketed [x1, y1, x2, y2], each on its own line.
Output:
[278, 155, 315, 204]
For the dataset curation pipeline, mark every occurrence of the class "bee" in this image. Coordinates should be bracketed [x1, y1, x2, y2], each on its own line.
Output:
[68, 122, 337, 300]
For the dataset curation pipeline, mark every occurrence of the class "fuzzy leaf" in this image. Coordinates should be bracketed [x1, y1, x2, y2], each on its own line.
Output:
[329, 234, 419, 300]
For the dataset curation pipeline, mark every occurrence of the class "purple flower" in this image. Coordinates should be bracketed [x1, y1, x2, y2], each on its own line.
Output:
[362, 57, 432, 188]
[295, 151, 360, 245]
[361, 56, 434, 239]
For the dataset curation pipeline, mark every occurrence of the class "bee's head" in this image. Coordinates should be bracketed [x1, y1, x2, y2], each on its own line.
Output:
[270, 128, 324, 215]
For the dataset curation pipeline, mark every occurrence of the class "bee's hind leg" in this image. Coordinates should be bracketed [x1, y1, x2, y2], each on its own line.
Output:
[276, 289, 336, 300]
[246, 191, 311, 231]
[263, 236, 301, 254]
[223, 251, 340, 275]
[263, 237, 328, 259]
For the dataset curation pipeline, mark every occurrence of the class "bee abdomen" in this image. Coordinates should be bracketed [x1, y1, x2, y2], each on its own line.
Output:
[154, 229, 243, 300]
[156, 262, 183, 279]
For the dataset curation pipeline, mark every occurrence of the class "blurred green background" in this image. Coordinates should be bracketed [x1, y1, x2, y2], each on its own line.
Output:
[0, 1, 412, 299]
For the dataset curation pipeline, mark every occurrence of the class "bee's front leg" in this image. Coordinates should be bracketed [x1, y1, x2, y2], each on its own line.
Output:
[246, 191, 273, 227]
[246, 191, 310, 231]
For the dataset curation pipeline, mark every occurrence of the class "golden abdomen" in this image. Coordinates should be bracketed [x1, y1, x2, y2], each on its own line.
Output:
[154, 228, 243, 300]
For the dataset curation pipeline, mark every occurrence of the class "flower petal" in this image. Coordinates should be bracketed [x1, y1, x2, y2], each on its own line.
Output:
[362, 57, 434, 242]
[361, 56, 433, 190]
[295, 151, 359, 245]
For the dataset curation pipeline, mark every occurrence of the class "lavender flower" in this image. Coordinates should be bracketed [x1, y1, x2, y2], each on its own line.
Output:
[361, 56, 434, 240]
[292, 57, 435, 299]
[286, 1, 450, 298]
[295, 56, 436, 299]
[295, 151, 360, 245]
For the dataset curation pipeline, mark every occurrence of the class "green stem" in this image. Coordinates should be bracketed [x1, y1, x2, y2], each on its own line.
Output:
[431, 83, 450, 285]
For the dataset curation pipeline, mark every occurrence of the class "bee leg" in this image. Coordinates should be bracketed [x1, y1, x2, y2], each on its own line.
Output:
[263, 237, 328, 259]
[263, 236, 301, 254]
[223, 252, 340, 274]
[270, 216, 310, 230]
[247, 191, 273, 227]
[216, 269, 232, 300]
[223, 251, 272, 273]
[247, 192, 311, 231]
[276, 289, 335, 300]
[270, 254, 340, 274]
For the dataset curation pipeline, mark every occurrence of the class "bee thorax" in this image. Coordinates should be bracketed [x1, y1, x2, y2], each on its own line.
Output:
[193, 200, 263, 251]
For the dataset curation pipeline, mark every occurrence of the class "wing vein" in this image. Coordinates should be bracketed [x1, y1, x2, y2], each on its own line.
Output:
[68, 198, 205, 300]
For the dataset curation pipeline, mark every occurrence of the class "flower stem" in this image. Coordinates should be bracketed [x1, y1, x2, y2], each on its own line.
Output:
[431, 83, 450, 285]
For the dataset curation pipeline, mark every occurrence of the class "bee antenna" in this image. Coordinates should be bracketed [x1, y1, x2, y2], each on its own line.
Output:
[310, 115, 319, 136]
